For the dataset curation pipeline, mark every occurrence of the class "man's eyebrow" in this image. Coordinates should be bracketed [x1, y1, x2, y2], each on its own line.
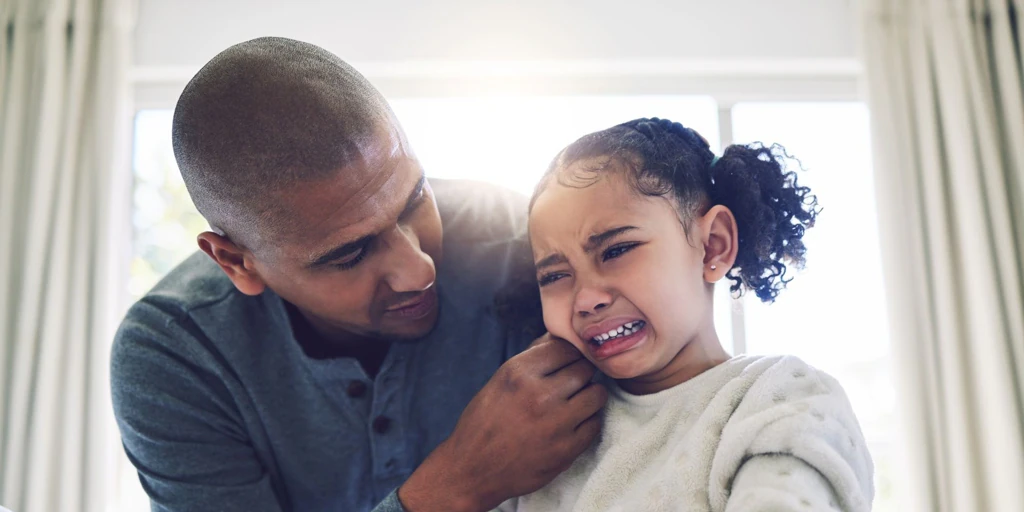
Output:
[308, 173, 426, 268]
[584, 226, 638, 252]
[398, 174, 427, 218]
[534, 253, 568, 272]
[308, 235, 373, 267]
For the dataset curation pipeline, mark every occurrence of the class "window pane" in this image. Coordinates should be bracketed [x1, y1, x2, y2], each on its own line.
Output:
[731, 102, 904, 511]
[389, 95, 719, 195]
[130, 110, 207, 300]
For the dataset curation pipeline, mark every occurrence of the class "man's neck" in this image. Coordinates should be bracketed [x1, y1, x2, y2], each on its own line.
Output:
[285, 302, 392, 378]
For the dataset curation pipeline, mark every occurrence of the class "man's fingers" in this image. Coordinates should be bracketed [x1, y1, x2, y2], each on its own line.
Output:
[547, 358, 597, 399]
[517, 336, 584, 375]
[570, 411, 603, 454]
[568, 382, 608, 426]
[526, 332, 554, 350]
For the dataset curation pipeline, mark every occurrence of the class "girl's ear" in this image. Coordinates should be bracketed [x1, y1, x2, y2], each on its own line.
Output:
[699, 205, 739, 283]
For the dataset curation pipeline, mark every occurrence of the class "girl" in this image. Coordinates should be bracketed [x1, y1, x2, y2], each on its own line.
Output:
[499, 118, 873, 511]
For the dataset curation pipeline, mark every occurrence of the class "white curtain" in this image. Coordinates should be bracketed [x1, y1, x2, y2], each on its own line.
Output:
[0, 0, 135, 511]
[859, 0, 1024, 510]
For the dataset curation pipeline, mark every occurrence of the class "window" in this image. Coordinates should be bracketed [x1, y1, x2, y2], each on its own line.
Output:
[730, 102, 902, 510]
[130, 110, 208, 299]
[387, 96, 719, 195]
[124, 97, 902, 511]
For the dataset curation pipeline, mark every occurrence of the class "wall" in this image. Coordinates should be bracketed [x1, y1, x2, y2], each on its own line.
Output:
[135, 0, 857, 66]
[132, 0, 862, 105]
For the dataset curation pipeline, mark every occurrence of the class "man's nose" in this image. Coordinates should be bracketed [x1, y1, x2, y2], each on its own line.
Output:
[382, 225, 435, 293]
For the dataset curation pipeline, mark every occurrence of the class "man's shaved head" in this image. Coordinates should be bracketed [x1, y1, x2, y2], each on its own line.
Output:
[178, 37, 442, 345]
[172, 37, 393, 247]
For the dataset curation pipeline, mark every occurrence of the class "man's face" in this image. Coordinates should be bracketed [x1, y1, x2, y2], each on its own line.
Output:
[247, 122, 443, 342]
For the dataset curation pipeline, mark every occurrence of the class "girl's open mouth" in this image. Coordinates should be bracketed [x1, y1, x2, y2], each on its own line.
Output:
[587, 320, 648, 360]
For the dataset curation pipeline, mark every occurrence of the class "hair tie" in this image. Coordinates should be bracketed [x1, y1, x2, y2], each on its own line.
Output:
[711, 155, 720, 167]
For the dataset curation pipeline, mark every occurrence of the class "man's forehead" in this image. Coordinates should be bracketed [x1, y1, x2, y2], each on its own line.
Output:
[268, 132, 417, 252]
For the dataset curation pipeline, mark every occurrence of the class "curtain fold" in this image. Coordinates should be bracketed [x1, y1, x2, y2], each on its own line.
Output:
[858, 0, 1024, 510]
[0, 0, 135, 511]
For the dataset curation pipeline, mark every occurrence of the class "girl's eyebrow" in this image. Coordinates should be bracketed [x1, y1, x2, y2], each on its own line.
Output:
[534, 225, 639, 271]
[535, 253, 568, 272]
[584, 226, 638, 252]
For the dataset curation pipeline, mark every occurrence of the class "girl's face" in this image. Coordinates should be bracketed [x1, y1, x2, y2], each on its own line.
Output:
[529, 160, 732, 386]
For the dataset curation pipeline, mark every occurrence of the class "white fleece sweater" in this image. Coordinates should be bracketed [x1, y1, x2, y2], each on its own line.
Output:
[498, 355, 874, 512]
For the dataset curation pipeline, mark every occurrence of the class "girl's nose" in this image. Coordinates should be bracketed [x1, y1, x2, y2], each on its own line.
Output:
[574, 283, 612, 317]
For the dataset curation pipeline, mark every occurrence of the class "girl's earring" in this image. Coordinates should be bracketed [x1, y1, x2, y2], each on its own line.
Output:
[710, 265, 717, 271]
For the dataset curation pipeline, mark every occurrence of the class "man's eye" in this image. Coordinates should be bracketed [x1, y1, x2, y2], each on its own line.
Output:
[334, 247, 368, 270]
[602, 242, 640, 261]
[537, 272, 567, 287]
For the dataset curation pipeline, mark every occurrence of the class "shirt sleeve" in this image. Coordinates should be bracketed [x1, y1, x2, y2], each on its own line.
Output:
[111, 300, 285, 512]
[725, 455, 841, 511]
[492, 497, 518, 512]
[371, 489, 408, 512]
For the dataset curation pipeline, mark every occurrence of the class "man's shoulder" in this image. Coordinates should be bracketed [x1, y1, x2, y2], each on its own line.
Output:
[430, 178, 528, 244]
[112, 252, 249, 363]
[141, 251, 238, 314]
[111, 251, 290, 402]
[431, 179, 532, 293]
[430, 179, 540, 348]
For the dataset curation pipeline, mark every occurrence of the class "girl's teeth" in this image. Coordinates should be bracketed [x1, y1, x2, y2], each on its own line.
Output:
[591, 321, 646, 345]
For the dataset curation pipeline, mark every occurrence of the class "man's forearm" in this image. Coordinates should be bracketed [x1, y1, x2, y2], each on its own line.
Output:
[387, 442, 487, 512]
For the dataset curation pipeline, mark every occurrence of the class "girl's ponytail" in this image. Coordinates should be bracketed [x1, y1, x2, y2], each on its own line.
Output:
[710, 143, 819, 302]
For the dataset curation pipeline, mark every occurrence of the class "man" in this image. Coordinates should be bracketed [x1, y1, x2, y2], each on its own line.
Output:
[110, 37, 606, 512]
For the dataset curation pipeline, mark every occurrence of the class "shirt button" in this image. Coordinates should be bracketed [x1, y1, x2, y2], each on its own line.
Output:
[347, 381, 367, 398]
[372, 416, 391, 434]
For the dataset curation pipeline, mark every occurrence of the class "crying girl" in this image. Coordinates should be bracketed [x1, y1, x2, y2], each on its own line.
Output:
[498, 118, 874, 512]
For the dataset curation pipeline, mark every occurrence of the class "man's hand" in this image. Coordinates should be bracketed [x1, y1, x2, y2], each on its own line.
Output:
[398, 334, 607, 512]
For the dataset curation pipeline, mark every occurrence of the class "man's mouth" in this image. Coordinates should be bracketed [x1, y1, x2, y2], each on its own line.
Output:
[383, 288, 437, 319]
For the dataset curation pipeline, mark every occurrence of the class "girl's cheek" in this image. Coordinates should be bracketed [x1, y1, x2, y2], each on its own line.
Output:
[541, 299, 576, 344]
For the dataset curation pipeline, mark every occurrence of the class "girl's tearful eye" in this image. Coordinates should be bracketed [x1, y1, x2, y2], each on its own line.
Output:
[538, 272, 568, 287]
[603, 242, 641, 261]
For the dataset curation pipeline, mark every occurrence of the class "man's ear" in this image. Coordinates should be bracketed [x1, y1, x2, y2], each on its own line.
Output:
[699, 205, 739, 283]
[197, 231, 267, 296]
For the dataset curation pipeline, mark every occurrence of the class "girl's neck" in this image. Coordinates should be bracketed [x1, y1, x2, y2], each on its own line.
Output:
[618, 327, 731, 396]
